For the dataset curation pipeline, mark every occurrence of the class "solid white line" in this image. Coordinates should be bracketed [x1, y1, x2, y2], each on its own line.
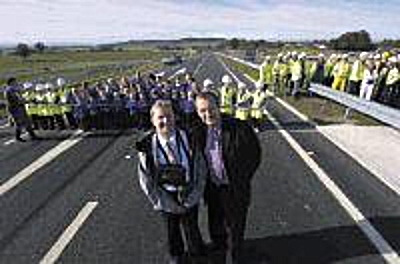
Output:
[264, 110, 400, 263]
[40, 201, 98, 264]
[216, 56, 241, 84]
[221, 58, 400, 263]
[0, 130, 86, 197]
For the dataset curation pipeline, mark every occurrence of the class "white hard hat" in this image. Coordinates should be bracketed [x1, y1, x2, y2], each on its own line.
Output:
[203, 78, 214, 88]
[342, 54, 349, 59]
[277, 53, 283, 58]
[318, 53, 325, 58]
[35, 84, 45, 91]
[23, 82, 33, 90]
[56, 77, 66, 87]
[389, 56, 397, 64]
[221, 75, 232, 84]
[256, 80, 263, 89]
[374, 54, 381, 60]
[265, 55, 271, 61]
[44, 83, 53, 90]
[359, 52, 369, 60]
[299, 52, 306, 59]
[330, 53, 337, 59]
[238, 82, 246, 89]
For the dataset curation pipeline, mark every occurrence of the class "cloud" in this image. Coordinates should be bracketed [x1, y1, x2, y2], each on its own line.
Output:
[0, 0, 398, 44]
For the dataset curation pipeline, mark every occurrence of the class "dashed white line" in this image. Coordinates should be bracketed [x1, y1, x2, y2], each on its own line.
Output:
[0, 130, 86, 196]
[193, 56, 208, 77]
[3, 139, 15, 146]
[40, 201, 98, 264]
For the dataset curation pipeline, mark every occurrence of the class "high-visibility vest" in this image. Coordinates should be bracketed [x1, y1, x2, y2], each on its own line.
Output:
[273, 60, 280, 76]
[279, 63, 289, 79]
[291, 60, 303, 81]
[235, 91, 250, 121]
[324, 61, 335, 78]
[220, 85, 236, 115]
[386, 67, 400, 86]
[349, 60, 365, 82]
[337, 61, 351, 79]
[260, 62, 273, 84]
[36, 94, 49, 116]
[251, 90, 265, 119]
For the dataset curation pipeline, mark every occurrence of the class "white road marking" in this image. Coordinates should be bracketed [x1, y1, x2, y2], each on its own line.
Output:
[193, 56, 208, 77]
[0, 123, 9, 129]
[216, 56, 241, 84]
[265, 110, 400, 263]
[0, 130, 86, 196]
[168, 67, 187, 80]
[40, 201, 98, 264]
[3, 139, 15, 146]
[220, 57, 400, 263]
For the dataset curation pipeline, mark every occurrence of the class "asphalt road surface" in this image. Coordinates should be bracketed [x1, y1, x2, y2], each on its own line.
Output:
[1, 53, 400, 264]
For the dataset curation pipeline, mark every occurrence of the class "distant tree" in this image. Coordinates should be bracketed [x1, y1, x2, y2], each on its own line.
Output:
[330, 30, 375, 51]
[229, 38, 240, 49]
[15, 43, 31, 59]
[34, 42, 46, 53]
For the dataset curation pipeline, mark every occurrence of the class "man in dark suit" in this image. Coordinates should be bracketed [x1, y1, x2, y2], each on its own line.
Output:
[191, 92, 261, 264]
[4, 77, 38, 142]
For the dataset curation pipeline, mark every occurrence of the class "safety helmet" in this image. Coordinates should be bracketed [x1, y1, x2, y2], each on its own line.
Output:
[255, 80, 263, 89]
[359, 52, 369, 60]
[23, 82, 33, 90]
[203, 79, 214, 89]
[238, 82, 246, 90]
[56, 77, 66, 87]
[221, 75, 232, 85]
[389, 56, 397, 64]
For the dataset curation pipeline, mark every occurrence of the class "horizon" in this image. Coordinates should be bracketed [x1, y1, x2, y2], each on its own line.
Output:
[1, 0, 399, 46]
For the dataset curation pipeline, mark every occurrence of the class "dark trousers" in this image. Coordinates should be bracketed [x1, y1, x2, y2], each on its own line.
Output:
[162, 206, 204, 257]
[347, 80, 361, 96]
[206, 182, 249, 263]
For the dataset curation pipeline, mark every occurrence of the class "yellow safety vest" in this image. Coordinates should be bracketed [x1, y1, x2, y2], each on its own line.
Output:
[251, 90, 265, 119]
[349, 60, 365, 82]
[235, 91, 250, 121]
[220, 85, 236, 115]
[386, 67, 400, 86]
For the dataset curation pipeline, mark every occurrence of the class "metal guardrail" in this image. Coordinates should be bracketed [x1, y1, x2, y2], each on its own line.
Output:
[309, 84, 400, 129]
[218, 52, 400, 130]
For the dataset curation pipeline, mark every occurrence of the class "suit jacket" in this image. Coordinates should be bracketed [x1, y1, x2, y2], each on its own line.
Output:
[190, 115, 261, 207]
[135, 129, 207, 214]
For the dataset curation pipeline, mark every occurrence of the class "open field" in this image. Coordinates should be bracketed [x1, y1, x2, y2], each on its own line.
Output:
[0, 48, 177, 85]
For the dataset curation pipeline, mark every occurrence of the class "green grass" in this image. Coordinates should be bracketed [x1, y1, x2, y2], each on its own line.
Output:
[0, 48, 173, 85]
[222, 56, 383, 126]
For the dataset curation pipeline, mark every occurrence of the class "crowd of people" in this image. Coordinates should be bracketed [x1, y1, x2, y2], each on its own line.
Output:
[259, 50, 400, 108]
[3, 68, 269, 137]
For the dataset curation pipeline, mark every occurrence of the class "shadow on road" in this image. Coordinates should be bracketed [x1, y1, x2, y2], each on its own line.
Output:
[240, 217, 400, 263]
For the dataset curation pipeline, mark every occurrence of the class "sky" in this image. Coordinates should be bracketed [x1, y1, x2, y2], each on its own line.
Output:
[0, 0, 399, 45]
